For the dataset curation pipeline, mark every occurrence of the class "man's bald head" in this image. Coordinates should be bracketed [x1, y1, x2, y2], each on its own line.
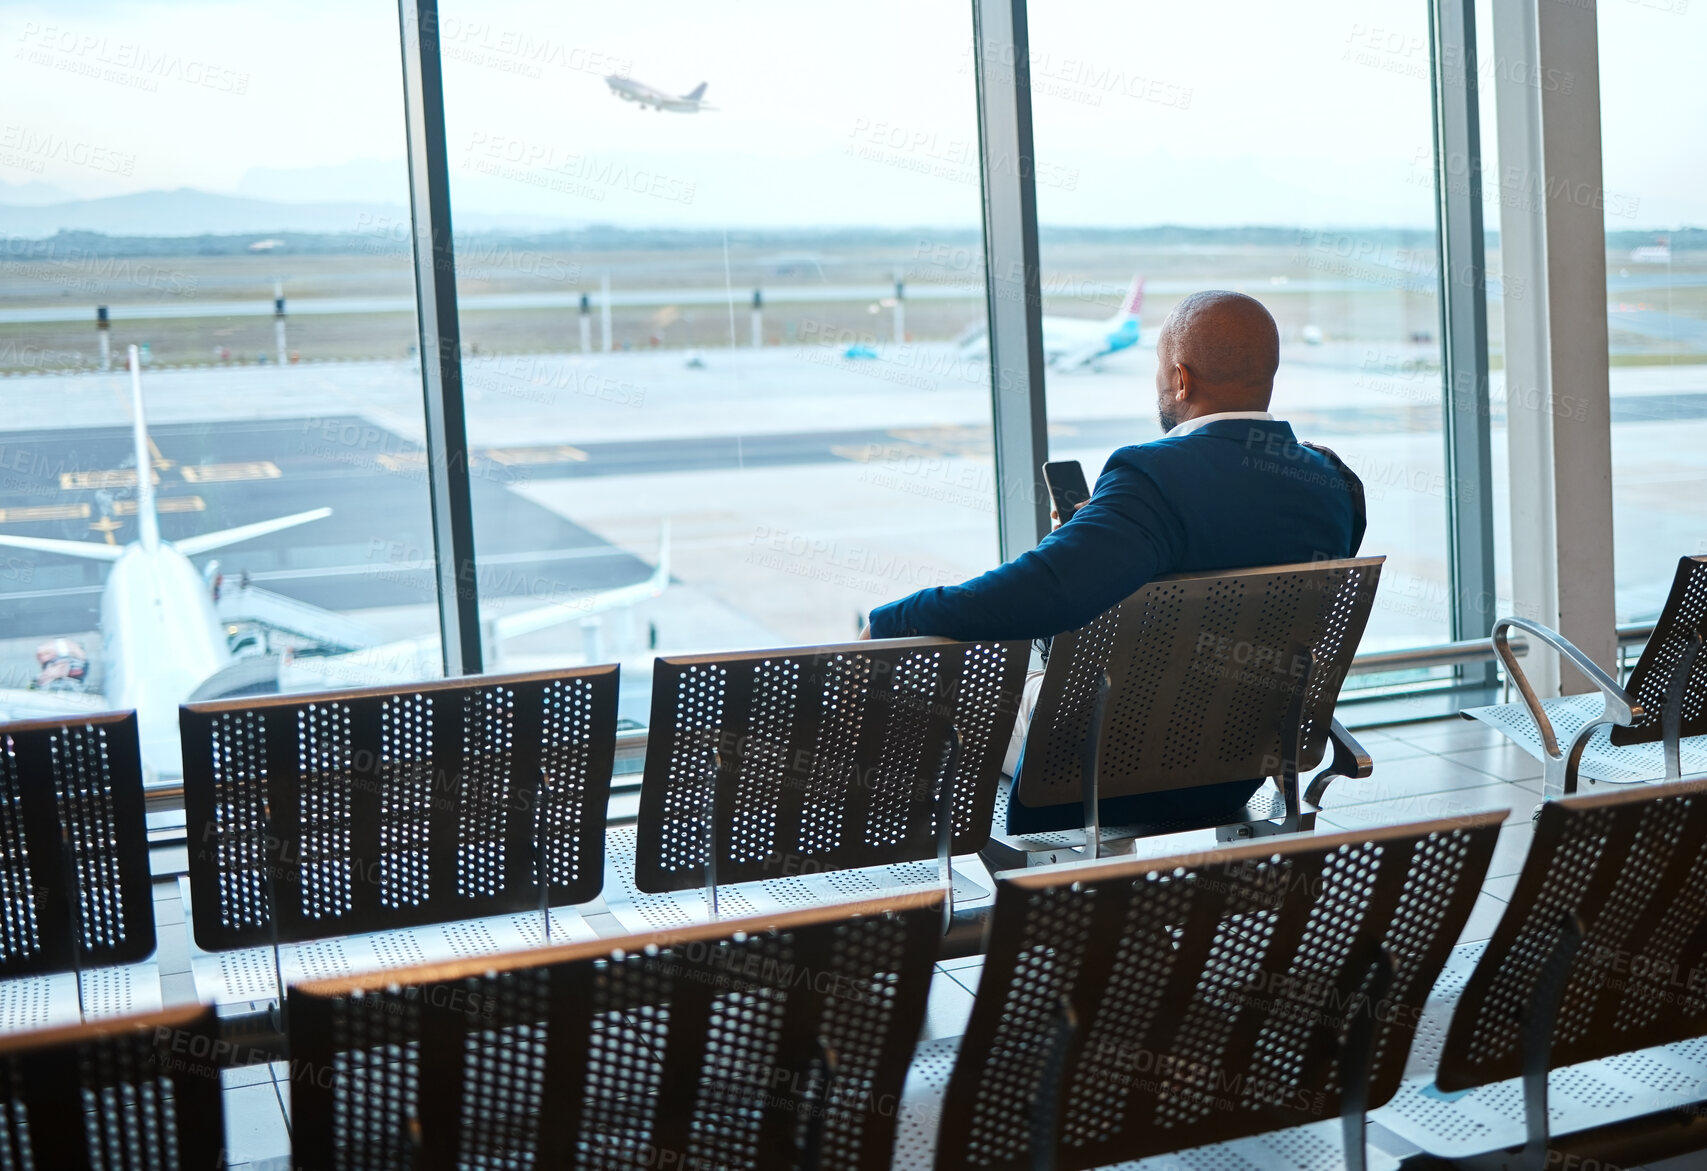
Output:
[1153, 291, 1280, 430]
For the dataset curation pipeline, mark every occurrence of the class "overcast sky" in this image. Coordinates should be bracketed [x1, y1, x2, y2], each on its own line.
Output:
[1, 0, 1700, 229]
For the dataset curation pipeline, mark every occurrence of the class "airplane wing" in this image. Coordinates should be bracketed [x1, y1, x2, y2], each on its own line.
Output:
[177, 508, 332, 556]
[1051, 338, 1109, 371]
[0, 534, 125, 562]
[0, 688, 115, 722]
[279, 523, 672, 691]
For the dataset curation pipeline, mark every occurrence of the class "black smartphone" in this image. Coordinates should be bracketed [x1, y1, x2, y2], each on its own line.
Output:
[1042, 460, 1090, 520]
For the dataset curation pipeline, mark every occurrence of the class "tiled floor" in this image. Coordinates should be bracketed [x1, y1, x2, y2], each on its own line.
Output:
[129, 713, 1689, 1168]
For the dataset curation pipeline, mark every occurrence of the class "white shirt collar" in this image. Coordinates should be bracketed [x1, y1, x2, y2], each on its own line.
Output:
[1164, 410, 1275, 438]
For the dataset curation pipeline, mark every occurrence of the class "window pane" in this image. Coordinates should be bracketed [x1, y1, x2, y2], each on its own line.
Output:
[1027, 0, 1450, 650]
[0, 2, 440, 778]
[1599, 1, 1707, 624]
[437, 1, 994, 725]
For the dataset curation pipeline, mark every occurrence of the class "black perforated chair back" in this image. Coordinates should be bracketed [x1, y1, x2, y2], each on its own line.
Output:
[181, 666, 617, 951]
[1438, 776, 1707, 1091]
[634, 638, 1028, 894]
[1014, 556, 1383, 807]
[289, 893, 944, 1171]
[935, 811, 1502, 1169]
[0, 711, 154, 977]
[0, 1003, 225, 1169]
[1615, 555, 1707, 747]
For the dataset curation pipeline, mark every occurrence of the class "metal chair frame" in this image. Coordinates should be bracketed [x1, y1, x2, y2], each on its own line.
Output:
[632, 637, 1028, 930]
[1476, 555, 1707, 798]
[989, 557, 1382, 868]
[930, 811, 1504, 1171]
[288, 893, 945, 1171]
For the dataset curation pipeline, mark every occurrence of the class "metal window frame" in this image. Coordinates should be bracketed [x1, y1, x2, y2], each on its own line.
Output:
[398, 0, 483, 676]
[971, 0, 1052, 561]
[1428, 0, 1498, 686]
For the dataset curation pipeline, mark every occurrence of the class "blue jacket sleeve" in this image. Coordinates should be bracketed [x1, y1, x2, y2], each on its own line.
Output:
[867, 456, 1185, 641]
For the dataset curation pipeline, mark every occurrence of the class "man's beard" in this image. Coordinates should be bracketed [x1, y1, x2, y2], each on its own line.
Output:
[1157, 399, 1183, 431]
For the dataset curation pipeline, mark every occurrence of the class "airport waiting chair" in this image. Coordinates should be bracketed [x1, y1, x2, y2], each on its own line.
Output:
[0, 1003, 226, 1169]
[984, 556, 1383, 870]
[895, 810, 1503, 1171]
[178, 666, 618, 1005]
[1464, 555, 1707, 799]
[1374, 777, 1707, 1168]
[0, 710, 160, 1028]
[608, 637, 1027, 947]
[288, 892, 944, 1171]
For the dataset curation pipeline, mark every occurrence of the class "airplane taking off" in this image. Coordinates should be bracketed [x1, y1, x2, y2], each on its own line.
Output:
[0, 345, 670, 780]
[958, 276, 1147, 371]
[605, 75, 715, 112]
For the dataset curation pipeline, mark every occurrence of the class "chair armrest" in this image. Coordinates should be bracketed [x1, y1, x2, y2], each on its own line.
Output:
[1491, 616, 1643, 758]
[1304, 719, 1373, 806]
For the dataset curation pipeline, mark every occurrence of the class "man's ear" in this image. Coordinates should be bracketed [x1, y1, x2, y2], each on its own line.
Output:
[1173, 361, 1195, 403]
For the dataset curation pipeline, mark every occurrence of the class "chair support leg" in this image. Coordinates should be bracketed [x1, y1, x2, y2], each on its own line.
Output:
[259, 796, 287, 1035]
[800, 1038, 842, 1171]
[1081, 672, 1112, 861]
[1339, 947, 1397, 1171]
[936, 728, 964, 935]
[1030, 993, 1080, 1171]
[1460, 912, 1585, 1171]
[59, 823, 86, 1023]
[704, 747, 722, 922]
[1662, 627, 1703, 783]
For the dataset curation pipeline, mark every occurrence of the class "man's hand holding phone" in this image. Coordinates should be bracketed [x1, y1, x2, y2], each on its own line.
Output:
[1043, 460, 1091, 532]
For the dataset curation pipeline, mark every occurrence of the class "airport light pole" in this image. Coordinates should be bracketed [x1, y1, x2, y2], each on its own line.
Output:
[96, 305, 110, 372]
[579, 293, 592, 353]
[273, 280, 288, 366]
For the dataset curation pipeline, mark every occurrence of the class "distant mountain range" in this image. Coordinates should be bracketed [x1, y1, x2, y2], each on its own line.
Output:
[0, 186, 587, 238]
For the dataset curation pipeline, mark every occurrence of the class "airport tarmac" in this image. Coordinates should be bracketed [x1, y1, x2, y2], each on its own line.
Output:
[2, 342, 1703, 724]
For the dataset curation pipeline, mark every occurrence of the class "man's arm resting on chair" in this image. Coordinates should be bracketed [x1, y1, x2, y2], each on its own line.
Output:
[867, 467, 1182, 641]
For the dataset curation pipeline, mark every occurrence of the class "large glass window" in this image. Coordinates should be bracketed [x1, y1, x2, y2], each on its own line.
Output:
[0, 1, 439, 779]
[437, 1, 994, 724]
[1025, 0, 1450, 651]
[1598, 0, 1707, 624]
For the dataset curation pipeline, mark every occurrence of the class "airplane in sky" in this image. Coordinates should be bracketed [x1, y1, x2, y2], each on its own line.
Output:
[604, 75, 715, 112]
[957, 276, 1146, 371]
[0, 346, 670, 780]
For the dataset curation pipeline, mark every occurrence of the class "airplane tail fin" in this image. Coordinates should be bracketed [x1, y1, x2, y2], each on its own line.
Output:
[684, 82, 708, 101]
[127, 345, 161, 552]
[1117, 275, 1145, 319]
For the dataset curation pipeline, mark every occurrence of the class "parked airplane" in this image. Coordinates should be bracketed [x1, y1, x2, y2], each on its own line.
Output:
[605, 75, 715, 112]
[957, 276, 1146, 371]
[0, 346, 670, 780]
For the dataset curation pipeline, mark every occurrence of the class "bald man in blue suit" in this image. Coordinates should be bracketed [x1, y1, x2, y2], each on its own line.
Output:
[864, 291, 1365, 831]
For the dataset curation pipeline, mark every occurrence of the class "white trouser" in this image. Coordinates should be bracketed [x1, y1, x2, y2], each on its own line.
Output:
[1001, 669, 1047, 778]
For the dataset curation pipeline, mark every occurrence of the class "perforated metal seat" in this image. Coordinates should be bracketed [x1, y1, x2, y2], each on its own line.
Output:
[988, 557, 1383, 868]
[1463, 555, 1707, 797]
[0, 1003, 225, 1169]
[289, 893, 944, 1171]
[912, 810, 1504, 1171]
[179, 666, 617, 1004]
[1376, 776, 1707, 1166]
[0, 711, 160, 1029]
[618, 638, 1027, 933]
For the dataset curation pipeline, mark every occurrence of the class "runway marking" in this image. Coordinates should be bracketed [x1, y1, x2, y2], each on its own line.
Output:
[376, 452, 426, 473]
[482, 445, 589, 465]
[115, 496, 205, 515]
[179, 461, 281, 483]
[147, 438, 176, 470]
[0, 503, 91, 523]
[88, 516, 122, 545]
[60, 469, 162, 490]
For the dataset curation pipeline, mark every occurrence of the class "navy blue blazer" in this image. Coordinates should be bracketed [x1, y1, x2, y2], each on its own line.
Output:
[868, 419, 1364, 641]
